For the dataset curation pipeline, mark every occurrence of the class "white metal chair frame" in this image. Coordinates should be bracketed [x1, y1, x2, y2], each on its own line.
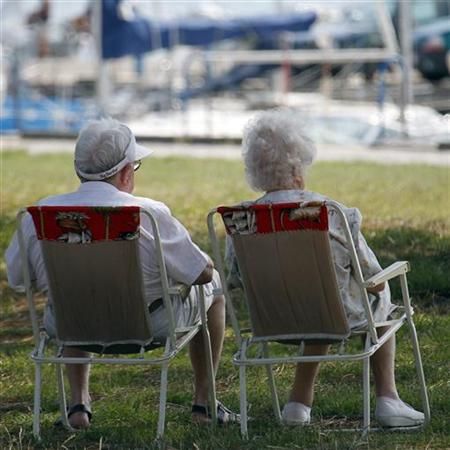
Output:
[207, 200, 430, 437]
[17, 206, 217, 440]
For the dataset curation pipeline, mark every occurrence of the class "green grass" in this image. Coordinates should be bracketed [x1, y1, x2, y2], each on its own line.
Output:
[1, 151, 449, 449]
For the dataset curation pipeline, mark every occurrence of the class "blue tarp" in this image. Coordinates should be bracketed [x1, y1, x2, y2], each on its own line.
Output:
[102, 0, 316, 59]
[1, 96, 90, 133]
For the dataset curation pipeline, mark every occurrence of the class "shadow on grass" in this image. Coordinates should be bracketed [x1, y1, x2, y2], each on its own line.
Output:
[366, 227, 450, 311]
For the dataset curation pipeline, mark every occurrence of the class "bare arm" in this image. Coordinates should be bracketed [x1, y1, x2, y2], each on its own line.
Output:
[193, 257, 214, 285]
[367, 282, 385, 294]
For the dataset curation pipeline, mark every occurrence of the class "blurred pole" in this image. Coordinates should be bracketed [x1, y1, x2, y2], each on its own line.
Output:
[375, 1, 399, 54]
[274, 0, 283, 14]
[11, 53, 22, 131]
[93, 0, 108, 116]
[153, 0, 161, 19]
[399, 0, 413, 137]
[168, 25, 180, 108]
[281, 34, 291, 99]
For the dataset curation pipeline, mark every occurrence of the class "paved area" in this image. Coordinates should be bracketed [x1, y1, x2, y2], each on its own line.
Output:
[1, 135, 449, 167]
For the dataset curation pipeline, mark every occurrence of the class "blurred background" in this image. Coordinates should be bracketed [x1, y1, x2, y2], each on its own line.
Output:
[1, 0, 449, 149]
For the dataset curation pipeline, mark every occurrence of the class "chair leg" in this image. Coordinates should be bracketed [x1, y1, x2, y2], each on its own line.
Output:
[362, 333, 371, 435]
[157, 362, 169, 439]
[362, 355, 370, 435]
[157, 341, 170, 440]
[262, 343, 281, 423]
[240, 364, 248, 439]
[33, 362, 42, 439]
[56, 364, 70, 428]
[406, 315, 431, 425]
[239, 339, 249, 439]
[400, 274, 431, 425]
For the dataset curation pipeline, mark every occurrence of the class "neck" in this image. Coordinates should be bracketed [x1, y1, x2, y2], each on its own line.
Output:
[267, 177, 305, 193]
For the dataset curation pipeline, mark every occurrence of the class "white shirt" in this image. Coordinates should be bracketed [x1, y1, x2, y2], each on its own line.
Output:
[5, 182, 209, 305]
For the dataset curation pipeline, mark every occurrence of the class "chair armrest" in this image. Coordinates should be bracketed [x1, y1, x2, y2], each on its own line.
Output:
[364, 261, 410, 288]
[168, 283, 191, 299]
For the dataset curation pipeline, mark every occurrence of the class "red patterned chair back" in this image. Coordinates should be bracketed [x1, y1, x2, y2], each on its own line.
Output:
[27, 206, 153, 350]
[218, 202, 350, 341]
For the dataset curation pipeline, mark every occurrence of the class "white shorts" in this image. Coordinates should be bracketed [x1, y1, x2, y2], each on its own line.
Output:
[149, 270, 221, 338]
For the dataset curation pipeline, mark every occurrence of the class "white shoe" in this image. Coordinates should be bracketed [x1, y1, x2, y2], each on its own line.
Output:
[281, 402, 311, 426]
[375, 397, 425, 427]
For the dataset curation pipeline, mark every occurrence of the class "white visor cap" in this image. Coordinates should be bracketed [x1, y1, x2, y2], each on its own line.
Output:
[75, 130, 153, 181]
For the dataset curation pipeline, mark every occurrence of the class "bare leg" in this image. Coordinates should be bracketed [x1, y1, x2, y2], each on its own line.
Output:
[290, 332, 399, 404]
[63, 347, 91, 429]
[190, 294, 225, 406]
[372, 327, 425, 426]
[371, 326, 399, 399]
[288, 344, 329, 407]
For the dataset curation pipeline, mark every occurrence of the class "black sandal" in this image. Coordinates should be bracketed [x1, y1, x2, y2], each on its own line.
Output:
[54, 403, 92, 428]
[192, 401, 240, 425]
[68, 403, 92, 423]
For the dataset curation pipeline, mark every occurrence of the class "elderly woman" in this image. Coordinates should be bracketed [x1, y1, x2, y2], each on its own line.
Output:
[228, 109, 424, 428]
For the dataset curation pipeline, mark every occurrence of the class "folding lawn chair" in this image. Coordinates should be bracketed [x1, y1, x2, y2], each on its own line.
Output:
[17, 205, 217, 439]
[207, 200, 430, 437]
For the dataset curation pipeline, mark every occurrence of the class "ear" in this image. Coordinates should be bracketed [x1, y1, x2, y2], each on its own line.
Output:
[111, 164, 133, 190]
[119, 164, 133, 184]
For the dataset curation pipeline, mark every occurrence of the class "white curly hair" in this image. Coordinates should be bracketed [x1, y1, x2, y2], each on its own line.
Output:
[242, 108, 316, 192]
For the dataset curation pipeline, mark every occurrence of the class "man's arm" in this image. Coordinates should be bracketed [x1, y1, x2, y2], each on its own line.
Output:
[141, 201, 214, 286]
[5, 214, 43, 292]
[5, 231, 25, 290]
[192, 256, 214, 285]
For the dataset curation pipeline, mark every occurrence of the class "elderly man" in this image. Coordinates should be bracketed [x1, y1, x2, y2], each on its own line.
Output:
[5, 118, 238, 429]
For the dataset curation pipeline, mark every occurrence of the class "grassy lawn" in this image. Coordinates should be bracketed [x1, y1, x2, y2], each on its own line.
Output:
[1, 151, 449, 449]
